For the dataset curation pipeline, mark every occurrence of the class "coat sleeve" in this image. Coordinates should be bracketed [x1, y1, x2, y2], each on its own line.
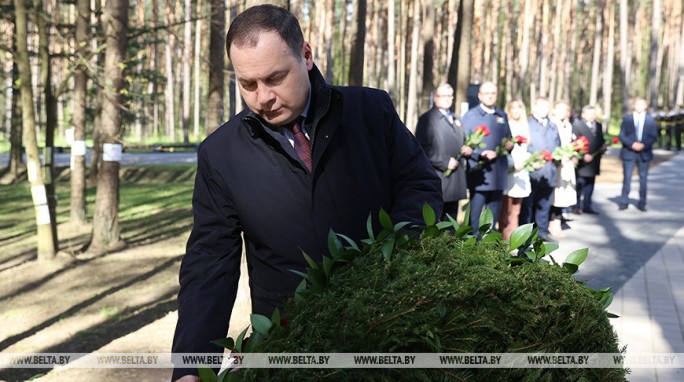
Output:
[415, 113, 449, 172]
[379, 93, 443, 224]
[171, 145, 243, 380]
[618, 117, 636, 147]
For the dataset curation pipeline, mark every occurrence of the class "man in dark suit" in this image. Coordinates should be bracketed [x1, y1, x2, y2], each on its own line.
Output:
[571, 105, 606, 215]
[461, 82, 513, 233]
[523, 97, 561, 242]
[171, 5, 442, 381]
[416, 83, 468, 220]
[618, 97, 659, 211]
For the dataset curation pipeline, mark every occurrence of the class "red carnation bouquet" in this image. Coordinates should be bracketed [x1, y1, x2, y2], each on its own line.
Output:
[524, 149, 553, 171]
[445, 124, 491, 176]
[552, 135, 590, 162]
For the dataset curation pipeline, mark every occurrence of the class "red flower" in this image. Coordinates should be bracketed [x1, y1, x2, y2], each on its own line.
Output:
[514, 135, 528, 144]
[540, 149, 553, 162]
[612, 136, 620, 145]
[475, 125, 491, 136]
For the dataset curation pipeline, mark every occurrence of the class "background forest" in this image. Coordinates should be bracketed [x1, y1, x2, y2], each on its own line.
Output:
[0, 0, 683, 255]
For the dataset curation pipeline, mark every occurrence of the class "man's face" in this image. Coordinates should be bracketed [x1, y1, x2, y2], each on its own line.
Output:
[230, 31, 313, 126]
[634, 99, 648, 113]
[433, 89, 454, 110]
[533, 100, 550, 119]
[582, 110, 596, 123]
[478, 84, 497, 108]
[553, 103, 569, 120]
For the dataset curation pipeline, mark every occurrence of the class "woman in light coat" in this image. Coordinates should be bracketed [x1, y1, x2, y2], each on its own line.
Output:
[549, 101, 578, 238]
[499, 99, 532, 240]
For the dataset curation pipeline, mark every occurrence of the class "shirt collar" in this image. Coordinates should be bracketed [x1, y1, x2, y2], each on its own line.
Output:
[480, 104, 495, 115]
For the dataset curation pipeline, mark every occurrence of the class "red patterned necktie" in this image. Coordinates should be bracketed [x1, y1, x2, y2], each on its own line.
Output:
[288, 117, 312, 172]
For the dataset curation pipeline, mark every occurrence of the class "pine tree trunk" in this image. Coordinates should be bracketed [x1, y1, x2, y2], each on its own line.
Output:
[206, 0, 225, 134]
[406, 0, 422, 133]
[70, 0, 90, 225]
[676, 8, 684, 107]
[181, 0, 192, 143]
[602, 0, 615, 127]
[164, 0, 176, 142]
[449, 0, 475, 113]
[8, 36, 23, 182]
[15, 0, 58, 260]
[193, 0, 202, 139]
[421, 0, 436, 114]
[91, 0, 129, 250]
[648, 0, 661, 107]
[348, 0, 367, 86]
[387, 0, 396, 102]
[590, 0, 604, 106]
[36, 0, 60, 250]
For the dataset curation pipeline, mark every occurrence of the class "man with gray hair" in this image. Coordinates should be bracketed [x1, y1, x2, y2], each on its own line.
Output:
[416, 83, 469, 220]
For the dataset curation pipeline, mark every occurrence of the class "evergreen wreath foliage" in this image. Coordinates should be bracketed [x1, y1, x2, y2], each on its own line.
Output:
[201, 205, 627, 382]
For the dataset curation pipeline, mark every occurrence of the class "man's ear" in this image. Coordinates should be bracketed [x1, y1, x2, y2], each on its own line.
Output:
[302, 42, 314, 70]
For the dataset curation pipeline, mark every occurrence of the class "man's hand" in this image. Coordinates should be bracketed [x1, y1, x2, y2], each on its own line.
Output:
[504, 140, 515, 152]
[480, 150, 497, 161]
[460, 146, 473, 157]
[176, 376, 200, 382]
[632, 142, 645, 152]
[583, 153, 593, 163]
[532, 162, 544, 170]
[571, 157, 579, 165]
[448, 157, 459, 170]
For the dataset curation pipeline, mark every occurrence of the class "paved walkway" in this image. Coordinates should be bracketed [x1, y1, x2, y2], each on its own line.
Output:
[554, 150, 684, 382]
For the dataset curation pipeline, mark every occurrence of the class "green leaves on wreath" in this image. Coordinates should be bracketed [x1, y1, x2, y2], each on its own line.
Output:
[563, 248, 588, 274]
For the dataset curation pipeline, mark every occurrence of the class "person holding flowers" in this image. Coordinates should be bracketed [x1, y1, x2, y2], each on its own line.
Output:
[499, 99, 532, 240]
[461, 82, 513, 234]
[416, 83, 468, 220]
[522, 97, 561, 242]
[571, 105, 607, 215]
[548, 101, 578, 238]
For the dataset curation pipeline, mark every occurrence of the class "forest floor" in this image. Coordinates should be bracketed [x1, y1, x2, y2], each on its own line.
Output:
[0, 149, 677, 382]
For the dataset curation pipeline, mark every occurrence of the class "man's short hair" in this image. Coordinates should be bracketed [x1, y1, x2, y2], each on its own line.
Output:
[435, 83, 453, 95]
[225, 4, 304, 60]
[582, 105, 595, 114]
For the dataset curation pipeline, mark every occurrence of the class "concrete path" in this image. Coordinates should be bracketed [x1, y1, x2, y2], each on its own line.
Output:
[554, 150, 684, 382]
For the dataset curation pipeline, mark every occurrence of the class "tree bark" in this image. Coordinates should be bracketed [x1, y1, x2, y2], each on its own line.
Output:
[406, 0, 422, 133]
[8, 27, 23, 182]
[193, 0, 202, 139]
[387, 0, 396, 102]
[348, 0, 367, 86]
[181, 0, 192, 143]
[602, 0, 615, 127]
[36, 0, 60, 251]
[648, 0, 662, 107]
[421, 0, 436, 113]
[449, 0, 475, 114]
[206, 0, 225, 134]
[164, 0, 176, 142]
[70, 0, 90, 225]
[676, 6, 684, 107]
[15, 0, 58, 260]
[590, 0, 604, 106]
[91, 0, 129, 250]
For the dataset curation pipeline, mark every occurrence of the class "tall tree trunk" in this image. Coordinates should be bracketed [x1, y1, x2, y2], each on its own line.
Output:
[449, 0, 475, 114]
[15, 0, 58, 260]
[602, 0, 615, 127]
[71, 0, 90, 224]
[648, 0, 661, 107]
[590, 0, 604, 105]
[490, 0, 501, 87]
[324, 0, 335, 82]
[90, 0, 106, 183]
[91, 0, 129, 250]
[406, 0, 422, 133]
[619, 0, 630, 112]
[348, 0, 367, 86]
[387, 0, 395, 102]
[206, 0, 225, 134]
[164, 0, 176, 141]
[421, 0, 435, 113]
[538, 0, 550, 98]
[36, 0, 60, 254]
[8, 28, 23, 182]
[517, 0, 534, 101]
[181, 0, 192, 143]
[676, 7, 684, 107]
[193, 0, 202, 139]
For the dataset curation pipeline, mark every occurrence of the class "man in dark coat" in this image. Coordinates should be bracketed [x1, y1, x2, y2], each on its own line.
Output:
[571, 105, 606, 215]
[618, 97, 659, 211]
[461, 82, 513, 233]
[171, 5, 442, 382]
[523, 97, 561, 242]
[416, 83, 467, 220]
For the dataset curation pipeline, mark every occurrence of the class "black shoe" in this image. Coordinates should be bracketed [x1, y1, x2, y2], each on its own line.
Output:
[637, 205, 647, 212]
[582, 209, 600, 215]
[571, 208, 582, 215]
[618, 204, 628, 210]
